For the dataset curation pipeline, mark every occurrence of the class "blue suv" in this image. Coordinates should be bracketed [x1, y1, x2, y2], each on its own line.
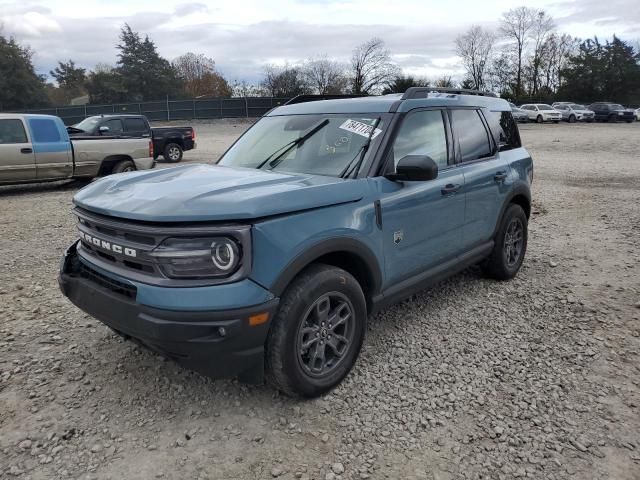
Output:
[59, 88, 533, 398]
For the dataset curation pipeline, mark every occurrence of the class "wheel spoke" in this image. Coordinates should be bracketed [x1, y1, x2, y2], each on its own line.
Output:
[301, 335, 319, 351]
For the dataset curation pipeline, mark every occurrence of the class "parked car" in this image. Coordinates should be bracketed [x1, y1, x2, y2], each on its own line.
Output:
[587, 103, 635, 123]
[59, 88, 533, 398]
[551, 102, 573, 109]
[508, 102, 529, 123]
[0, 114, 154, 186]
[634, 108, 640, 121]
[69, 114, 196, 162]
[519, 104, 562, 123]
[553, 104, 595, 123]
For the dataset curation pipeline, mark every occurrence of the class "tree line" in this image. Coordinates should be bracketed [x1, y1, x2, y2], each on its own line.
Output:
[1, 8, 639, 111]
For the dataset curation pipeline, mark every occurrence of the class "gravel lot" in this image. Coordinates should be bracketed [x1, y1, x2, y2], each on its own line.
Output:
[1, 120, 639, 480]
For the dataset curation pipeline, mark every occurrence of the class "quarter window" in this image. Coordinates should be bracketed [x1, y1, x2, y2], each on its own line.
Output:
[452, 110, 493, 162]
[28, 118, 61, 143]
[0, 119, 28, 144]
[391, 110, 448, 169]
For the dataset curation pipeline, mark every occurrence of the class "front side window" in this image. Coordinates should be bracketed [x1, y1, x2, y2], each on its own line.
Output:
[105, 119, 124, 134]
[0, 119, 28, 144]
[452, 109, 493, 162]
[391, 110, 448, 169]
[74, 116, 100, 133]
[219, 114, 388, 178]
[28, 118, 61, 143]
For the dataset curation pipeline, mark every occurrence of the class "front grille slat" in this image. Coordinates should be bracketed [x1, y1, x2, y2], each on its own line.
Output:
[79, 262, 137, 299]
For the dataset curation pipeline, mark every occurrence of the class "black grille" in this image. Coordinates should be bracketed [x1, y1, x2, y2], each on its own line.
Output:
[79, 262, 137, 300]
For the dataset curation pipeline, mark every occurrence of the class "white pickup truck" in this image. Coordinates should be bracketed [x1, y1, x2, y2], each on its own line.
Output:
[0, 114, 155, 185]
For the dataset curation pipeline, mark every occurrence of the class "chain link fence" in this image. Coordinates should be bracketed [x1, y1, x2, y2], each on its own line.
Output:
[13, 97, 291, 125]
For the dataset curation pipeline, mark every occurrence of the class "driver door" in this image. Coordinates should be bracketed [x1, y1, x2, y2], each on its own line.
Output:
[377, 109, 465, 288]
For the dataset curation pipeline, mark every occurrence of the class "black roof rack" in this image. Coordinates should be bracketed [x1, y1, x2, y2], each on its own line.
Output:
[284, 94, 367, 105]
[401, 87, 496, 100]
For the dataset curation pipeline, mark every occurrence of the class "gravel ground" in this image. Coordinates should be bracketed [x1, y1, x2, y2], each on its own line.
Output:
[1, 120, 639, 480]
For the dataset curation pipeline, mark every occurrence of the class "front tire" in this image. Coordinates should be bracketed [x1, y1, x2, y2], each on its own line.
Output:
[163, 143, 183, 163]
[568, 115, 576, 123]
[266, 264, 366, 398]
[483, 204, 528, 280]
[536, 115, 543, 124]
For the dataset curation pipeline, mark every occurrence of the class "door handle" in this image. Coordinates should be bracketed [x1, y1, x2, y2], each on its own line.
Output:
[494, 171, 508, 182]
[441, 183, 462, 195]
[21, 148, 33, 154]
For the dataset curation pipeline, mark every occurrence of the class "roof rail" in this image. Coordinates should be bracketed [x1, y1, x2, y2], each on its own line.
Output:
[284, 94, 367, 105]
[401, 87, 496, 100]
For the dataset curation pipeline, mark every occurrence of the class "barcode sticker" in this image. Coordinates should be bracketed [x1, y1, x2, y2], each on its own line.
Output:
[339, 119, 382, 139]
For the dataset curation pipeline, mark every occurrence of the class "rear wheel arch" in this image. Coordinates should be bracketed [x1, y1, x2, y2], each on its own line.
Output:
[270, 239, 382, 313]
[98, 155, 135, 176]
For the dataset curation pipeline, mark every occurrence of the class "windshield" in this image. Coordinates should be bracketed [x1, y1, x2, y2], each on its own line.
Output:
[610, 104, 625, 110]
[219, 114, 388, 177]
[539, 104, 554, 110]
[570, 104, 586, 110]
[73, 116, 101, 132]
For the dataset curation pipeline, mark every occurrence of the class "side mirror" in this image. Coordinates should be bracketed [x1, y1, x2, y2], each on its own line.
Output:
[386, 155, 439, 182]
[98, 126, 110, 135]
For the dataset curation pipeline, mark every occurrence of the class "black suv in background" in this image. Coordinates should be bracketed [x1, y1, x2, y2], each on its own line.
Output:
[587, 103, 635, 123]
[69, 114, 196, 162]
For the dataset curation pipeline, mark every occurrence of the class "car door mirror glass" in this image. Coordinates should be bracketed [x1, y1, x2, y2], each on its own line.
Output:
[99, 126, 110, 134]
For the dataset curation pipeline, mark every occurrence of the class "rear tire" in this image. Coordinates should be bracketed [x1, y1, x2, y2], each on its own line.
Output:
[266, 264, 366, 398]
[163, 143, 183, 163]
[568, 115, 576, 123]
[482, 204, 528, 280]
[536, 115, 543, 124]
[608, 114, 617, 123]
[111, 160, 135, 174]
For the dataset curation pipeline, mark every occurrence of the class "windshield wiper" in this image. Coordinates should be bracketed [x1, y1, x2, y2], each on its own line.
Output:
[339, 117, 382, 179]
[255, 119, 330, 170]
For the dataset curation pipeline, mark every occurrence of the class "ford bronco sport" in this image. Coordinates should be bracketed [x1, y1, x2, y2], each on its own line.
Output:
[59, 88, 533, 398]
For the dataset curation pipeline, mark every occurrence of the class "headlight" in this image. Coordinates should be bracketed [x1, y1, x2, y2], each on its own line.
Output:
[150, 236, 242, 279]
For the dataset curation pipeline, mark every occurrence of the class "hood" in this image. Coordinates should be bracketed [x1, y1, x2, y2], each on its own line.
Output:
[73, 164, 369, 222]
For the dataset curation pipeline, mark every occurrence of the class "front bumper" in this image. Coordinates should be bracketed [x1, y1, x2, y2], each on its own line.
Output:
[58, 242, 279, 382]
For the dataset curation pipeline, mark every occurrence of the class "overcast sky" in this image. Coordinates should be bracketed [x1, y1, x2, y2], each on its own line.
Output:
[1, 0, 638, 83]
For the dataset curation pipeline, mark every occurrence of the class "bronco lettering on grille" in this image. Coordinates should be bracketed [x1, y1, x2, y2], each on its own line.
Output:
[79, 231, 137, 257]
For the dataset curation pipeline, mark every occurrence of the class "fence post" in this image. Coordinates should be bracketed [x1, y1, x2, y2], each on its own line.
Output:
[245, 97, 249, 118]
[193, 99, 196, 120]
[219, 98, 223, 119]
[84, 104, 87, 118]
[166, 95, 170, 122]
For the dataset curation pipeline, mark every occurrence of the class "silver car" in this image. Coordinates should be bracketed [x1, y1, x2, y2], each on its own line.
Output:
[553, 104, 595, 123]
[508, 102, 529, 123]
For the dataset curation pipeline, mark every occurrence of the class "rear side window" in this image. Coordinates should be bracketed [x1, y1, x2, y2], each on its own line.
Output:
[451, 110, 493, 162]
[496, 112, 521, 152]
[392, 110, 448, 169]
[28, 118, 61, 143]
[0, 119, 28, 144]
[124, 118, 146, 133]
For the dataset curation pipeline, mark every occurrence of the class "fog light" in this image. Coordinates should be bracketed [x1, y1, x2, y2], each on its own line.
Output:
[218, 327, 226, 337]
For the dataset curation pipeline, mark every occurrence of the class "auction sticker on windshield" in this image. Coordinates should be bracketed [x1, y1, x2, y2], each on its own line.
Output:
[339, 119, 382, 139]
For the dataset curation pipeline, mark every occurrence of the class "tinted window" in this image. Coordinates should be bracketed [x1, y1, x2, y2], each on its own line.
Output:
[0, 119, 28, 144]
[124, 118, 147, 133]
[495, 112, 521, 152]
[28, 118, 61, 143]
[105, 119, 124, 134]
[392, 110, 448, 169]
[452, 110, 492, 162]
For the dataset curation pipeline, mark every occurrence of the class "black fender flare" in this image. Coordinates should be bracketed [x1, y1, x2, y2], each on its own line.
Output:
[492, 182, 531, 237]
[269, 237, 383, 299]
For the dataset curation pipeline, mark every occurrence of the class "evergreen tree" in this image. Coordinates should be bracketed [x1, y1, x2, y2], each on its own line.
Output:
[0, 34, 48, 109]
[116, 24, 183, 101]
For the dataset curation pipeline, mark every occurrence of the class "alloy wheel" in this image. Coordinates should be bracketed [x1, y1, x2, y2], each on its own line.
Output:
[503, 218, 524, 267]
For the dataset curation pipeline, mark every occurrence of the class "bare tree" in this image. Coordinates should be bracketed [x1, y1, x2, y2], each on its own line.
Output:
[261, 64, 309, 97]
[529, 10, 555, 95]
[231, 79, 264, 97]
[350, 38, 400, 94]
[434, 75, 454, 88]
[500, 6, 536, 97]
[303, 55, 347, 94]
[455, 25, 496, 90]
